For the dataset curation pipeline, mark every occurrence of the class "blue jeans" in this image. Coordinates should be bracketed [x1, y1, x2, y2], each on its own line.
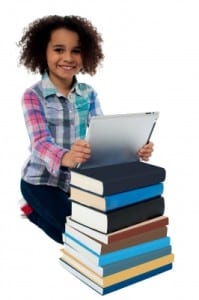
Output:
[20, 179, 71, 244]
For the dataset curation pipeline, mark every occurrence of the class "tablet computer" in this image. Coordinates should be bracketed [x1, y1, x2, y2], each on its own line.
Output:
[78, 111, 159, 169]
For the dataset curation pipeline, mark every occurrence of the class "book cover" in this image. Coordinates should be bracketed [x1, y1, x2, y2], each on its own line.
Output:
[66, 215, 169, 244]
[70, 182, 164, 211]
[60, 245, 172, 276]
[70, 161, 166, 195]
[60, 253, 174, 288]
[71, 196, 165, 233]
[64, 225, 167, 254]
[64, 236, 171, 266]
[59, 260, 173, 295]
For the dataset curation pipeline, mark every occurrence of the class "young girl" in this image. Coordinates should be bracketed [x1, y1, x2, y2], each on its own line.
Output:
[18, 15, 154, 244]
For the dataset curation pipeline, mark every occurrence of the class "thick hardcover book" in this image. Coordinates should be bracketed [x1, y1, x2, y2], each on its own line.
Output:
[59, 260, 173, 295]
[64, 236, 171, 266]
[71, 196, 165, 233]
[63, 225, 167, 254]
[60, 245, 172, 276]
[59, 253, 174, 289]
[70, 161, 166, 196]
[66, 215, 169, 244]
[70, 183, 164, 212]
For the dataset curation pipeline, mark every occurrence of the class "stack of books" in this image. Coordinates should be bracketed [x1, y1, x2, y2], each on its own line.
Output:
[59, 161, 174, 295]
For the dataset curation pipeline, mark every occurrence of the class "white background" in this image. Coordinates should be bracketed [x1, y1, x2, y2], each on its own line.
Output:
[1, 0, 198, 299]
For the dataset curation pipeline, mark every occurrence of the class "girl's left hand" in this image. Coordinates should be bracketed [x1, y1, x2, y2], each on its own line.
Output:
[137, 142, 154, 161]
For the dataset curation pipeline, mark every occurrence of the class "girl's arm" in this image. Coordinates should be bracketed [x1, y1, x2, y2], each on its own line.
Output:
[22, 90, 68, 176]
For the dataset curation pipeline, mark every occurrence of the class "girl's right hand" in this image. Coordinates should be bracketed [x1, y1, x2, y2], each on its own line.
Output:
[61, 140, 91, 168]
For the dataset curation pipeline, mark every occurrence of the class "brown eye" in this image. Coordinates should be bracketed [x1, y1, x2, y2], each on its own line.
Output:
[72, 48, 81, 54]
[54, 48, 64, 53]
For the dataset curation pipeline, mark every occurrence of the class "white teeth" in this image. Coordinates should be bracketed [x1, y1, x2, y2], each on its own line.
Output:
[61, 66, 74, 70]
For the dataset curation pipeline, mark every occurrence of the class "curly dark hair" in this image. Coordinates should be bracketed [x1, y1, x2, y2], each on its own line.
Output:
[18, 15, 104, 75]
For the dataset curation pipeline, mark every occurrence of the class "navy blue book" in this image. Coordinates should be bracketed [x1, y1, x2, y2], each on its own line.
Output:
[70, 161, 166, 196]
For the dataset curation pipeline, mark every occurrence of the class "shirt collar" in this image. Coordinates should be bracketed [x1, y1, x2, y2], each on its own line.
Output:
[41, 71, 83, 98]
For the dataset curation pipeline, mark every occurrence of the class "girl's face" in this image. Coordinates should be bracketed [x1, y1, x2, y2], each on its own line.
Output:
[46, 28, 83, 87]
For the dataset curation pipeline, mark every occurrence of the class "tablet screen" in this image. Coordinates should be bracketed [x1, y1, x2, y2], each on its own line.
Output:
[78, 111, 159, 169]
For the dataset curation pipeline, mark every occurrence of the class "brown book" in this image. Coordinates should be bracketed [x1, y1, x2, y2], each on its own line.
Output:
[64, 225, 168, 254]
[66, 215, 169, 244]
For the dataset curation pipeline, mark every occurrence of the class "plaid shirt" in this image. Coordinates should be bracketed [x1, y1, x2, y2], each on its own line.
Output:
[21, 72, 103, 193]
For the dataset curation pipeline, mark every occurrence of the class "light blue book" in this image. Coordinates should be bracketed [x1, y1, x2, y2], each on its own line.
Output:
[70, 182, 164, 211]
[62, 244, 172, 276]
[64, 236, 171, 266]
[104, 182, 163, 210]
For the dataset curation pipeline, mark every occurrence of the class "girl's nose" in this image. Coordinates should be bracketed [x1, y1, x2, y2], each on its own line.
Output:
[63, 51, 73, 62]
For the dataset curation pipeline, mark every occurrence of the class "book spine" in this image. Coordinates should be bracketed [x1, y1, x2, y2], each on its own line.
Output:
[103, 264, 172, 295]
[107, 196, 165, 233]
[108, 216, 169, 243]
[98, 237, 171, 266]
[105, 183, 164, 211]
[103, 171, 165, 195]
[101, 226, 168, 254]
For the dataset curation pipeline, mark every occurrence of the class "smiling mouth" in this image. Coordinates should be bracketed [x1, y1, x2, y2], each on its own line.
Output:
[59, 65, 75, 71]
